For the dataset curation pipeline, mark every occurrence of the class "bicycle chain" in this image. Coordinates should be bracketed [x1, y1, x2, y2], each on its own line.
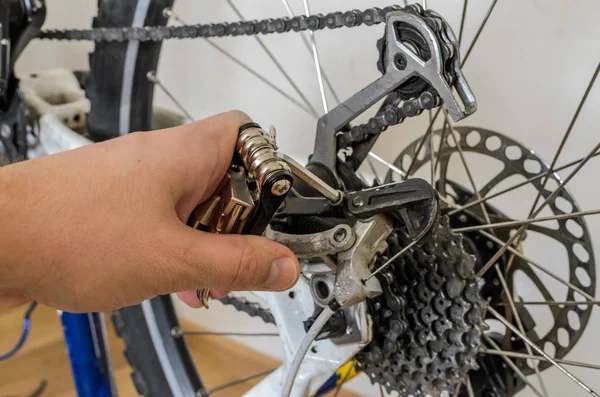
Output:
[38, 5, 406, 42]
[39, 4, 457, 155]
[218, 295, 276, 325]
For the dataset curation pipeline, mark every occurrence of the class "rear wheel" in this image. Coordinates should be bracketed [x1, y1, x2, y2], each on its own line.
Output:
[86, 2, 204, 397]
[72, 1, 600, 396]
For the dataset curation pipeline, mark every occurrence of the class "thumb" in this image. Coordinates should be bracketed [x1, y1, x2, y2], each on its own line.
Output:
[157, 223, 300, 294]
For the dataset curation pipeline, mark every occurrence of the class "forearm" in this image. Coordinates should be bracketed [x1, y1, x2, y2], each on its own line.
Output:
[0, 162, 37, 297]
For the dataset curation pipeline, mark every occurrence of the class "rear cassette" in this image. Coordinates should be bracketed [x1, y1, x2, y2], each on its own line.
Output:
[358, 217, 486, 396]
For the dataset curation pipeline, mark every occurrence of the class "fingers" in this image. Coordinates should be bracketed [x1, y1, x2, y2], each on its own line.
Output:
[156, 222, 300, 295]
[166, 110, 251, 190]
[158, 110, 253, 221]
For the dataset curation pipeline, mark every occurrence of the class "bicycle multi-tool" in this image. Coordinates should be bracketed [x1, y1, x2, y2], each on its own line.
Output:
[188, 122, 440, 308]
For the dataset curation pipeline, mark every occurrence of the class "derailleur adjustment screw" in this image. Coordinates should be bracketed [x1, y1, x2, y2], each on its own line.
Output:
[352, 196, 364, 207]
[394, 53, 407, 70]
[271, 179, 291, 196]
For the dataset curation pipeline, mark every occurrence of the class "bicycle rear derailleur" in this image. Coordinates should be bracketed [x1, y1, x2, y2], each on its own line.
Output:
[188, 121, 439, 310]
[187, 6, 475, 312]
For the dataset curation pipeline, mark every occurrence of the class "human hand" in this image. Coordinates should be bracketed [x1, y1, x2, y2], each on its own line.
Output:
[0, 111, 300, 312]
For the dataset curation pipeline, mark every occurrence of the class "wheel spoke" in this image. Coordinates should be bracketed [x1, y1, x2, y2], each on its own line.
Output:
[429, 111, 435, 185]
[207, 368, 276, 395]
[405, 0, 498, 178]
[147, 71, 195, 122]
[452, 208, 600, 233]
[494, 265, 549, 397]
[302, 0, 328, 113]
[496, 300, 600, 307]
[226, 0, 320, 118]
[483, 335, 545, 397]
[461, 0, 498, 67]
[487, 306, 600, 397]
[458, 0, 468, 46]
[453, 383, 462, 397]
[279, 0, 341, 104]
[473, 167, 514, 199]
[528, 61, 600, 216]
[466, 376, 475, 397]
[369, 152, 406, 178]
[366, 239, 420, 281]
[405, 108, 442, 178]
[480, 348, 600, 371]
[515, 263, 563, 317]
[478, 230, 594, 300]
[476, 140, 600, 277]
[181, 331, 279, 337]
[448, 151, 600, 216]
[507, 60, 600, 281]
[163, 8, 314, 117]
[445, 113, 492, 224]
[433, 119, 449, 178]
[367, 157, 382, 185]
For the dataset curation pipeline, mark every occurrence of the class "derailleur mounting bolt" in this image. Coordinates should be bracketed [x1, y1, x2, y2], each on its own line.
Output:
[271, 179, 292, 196]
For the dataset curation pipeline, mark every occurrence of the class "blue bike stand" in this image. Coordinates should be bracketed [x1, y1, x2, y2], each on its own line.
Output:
[60, 312, 117, 397]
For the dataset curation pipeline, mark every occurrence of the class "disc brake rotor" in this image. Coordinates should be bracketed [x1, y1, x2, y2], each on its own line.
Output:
[388, 126, 596, 394]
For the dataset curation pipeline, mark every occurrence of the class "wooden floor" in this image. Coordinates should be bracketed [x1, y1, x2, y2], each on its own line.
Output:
[0, 304, 357, 397]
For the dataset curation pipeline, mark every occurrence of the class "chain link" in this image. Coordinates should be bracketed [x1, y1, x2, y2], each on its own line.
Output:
[218, 295, 276, 325]
[38, 5, 405, 42]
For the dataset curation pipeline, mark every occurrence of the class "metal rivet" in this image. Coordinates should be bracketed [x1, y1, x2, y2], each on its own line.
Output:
[353, 196, 364, 207]
[333, 227, 347, 242]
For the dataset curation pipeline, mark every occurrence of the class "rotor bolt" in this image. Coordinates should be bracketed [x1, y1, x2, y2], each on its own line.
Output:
[271, 179, 291, 196]
[353, 196, 364, 207]
[333, 228, 348, 242]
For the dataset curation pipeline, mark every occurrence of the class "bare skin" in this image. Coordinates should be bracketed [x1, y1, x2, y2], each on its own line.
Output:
[0, 110, 300, 312]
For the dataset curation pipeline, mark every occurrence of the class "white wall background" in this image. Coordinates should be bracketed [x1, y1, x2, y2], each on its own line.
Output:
[16, 0, 600, 396]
